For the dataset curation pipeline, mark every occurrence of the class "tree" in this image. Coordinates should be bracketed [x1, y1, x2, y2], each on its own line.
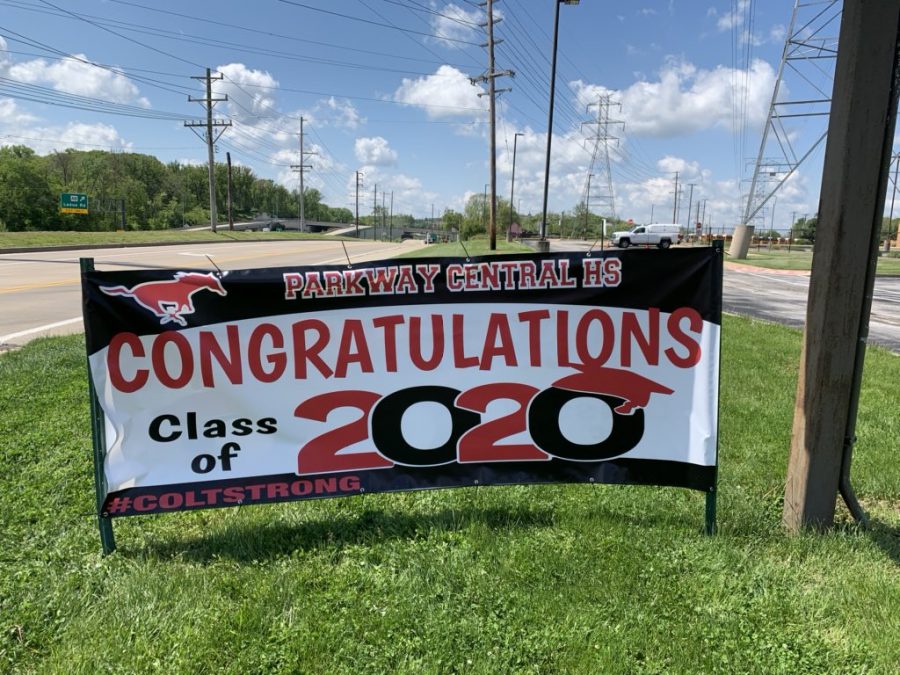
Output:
[442, 208, 463, 233]
[0, 146, 58, 231]
[794, 215, 817, 242]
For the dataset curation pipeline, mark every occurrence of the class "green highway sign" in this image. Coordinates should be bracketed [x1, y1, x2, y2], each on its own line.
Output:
[60, 192, 89, 215]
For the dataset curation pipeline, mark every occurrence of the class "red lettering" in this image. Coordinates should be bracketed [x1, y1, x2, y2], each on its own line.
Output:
[199, 325, 243, 387]
[621, 309, 660, 367]
[364, 267, 398, 294]
[415, 264, 440, 293]
[373, 315, 404, 372]
[283, 272, 303, 299]
[291, 480, 314, 496]
[267, 482, 290, 499]
[556, 311, 577, 367]
[152, 331, 193, 389]
[518, 310, 550, 367]
[666, 308, 703, 367]
[480, 313, 517, 370]
[339, 475, 361, 491]
[223, 487, 244, 503]
[249, 323, 286, 382]
[409, 315, 444, 370]
[334, 319, 374, 378]
[292, 319, 333, 379]
[159, 492, 183, 509]
[576, 310, 614, 366]
[108, 332, 148, 393]
[452, 314, 480, 368]
[133, 495, 156, 512]
[302, 271, 325, 299]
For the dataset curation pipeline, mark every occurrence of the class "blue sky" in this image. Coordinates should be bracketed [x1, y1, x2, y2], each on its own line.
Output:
[0, 0, 846, 229]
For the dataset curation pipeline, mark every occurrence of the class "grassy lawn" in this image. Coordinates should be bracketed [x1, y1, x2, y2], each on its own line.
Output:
[726, 249, 900, 275]
[0, 229, 333, 250]
[398, 237, 534, 258]
[2, 318, 898, 673]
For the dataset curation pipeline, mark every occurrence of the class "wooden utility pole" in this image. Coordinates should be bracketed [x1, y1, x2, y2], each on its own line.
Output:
[185, 68, 230, 232]
[784, 0, 900, 531]
[471, 0, 513, 250]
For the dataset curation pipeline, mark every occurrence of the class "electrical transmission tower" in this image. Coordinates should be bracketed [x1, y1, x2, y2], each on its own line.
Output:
[582, 94, 624, 223]
[185, 68, 231, 232]
[742, 0, 841, 229]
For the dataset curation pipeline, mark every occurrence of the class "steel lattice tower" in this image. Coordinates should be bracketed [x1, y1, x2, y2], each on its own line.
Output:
[742, 0, 841, 227]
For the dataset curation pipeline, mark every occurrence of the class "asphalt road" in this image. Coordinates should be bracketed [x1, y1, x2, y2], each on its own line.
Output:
[0, 239, 419, 351]
[2, 240, 898, 354]
[723, 265, 900, 353]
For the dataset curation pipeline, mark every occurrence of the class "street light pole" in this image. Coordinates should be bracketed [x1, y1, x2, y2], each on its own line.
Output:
[540, 0, 580, 244]
[510, 132, 524, 239]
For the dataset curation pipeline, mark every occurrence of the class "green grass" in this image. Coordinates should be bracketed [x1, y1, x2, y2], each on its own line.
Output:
[726, 249, 900, 275]
[2, 318, 898, 673]
[397, 237, 533, 258]
[0, 229, 334, 250]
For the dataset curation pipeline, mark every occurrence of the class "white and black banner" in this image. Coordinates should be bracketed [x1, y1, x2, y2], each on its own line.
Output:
[82, 249, 721, 517]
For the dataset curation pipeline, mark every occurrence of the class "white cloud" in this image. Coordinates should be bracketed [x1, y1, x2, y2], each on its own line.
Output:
[714, 0, 750, 31]
[213, 63, 279, 121]
[355, 136, 397, 165]
[0, 98, 38, 127]
[394, 65, 487, 119]
[7, 54, 149, 106]
[312, 97, 363, 129]
[429, 3, 486, 49]
[570, 57, 776, 137]
[0, 120, 131, 154]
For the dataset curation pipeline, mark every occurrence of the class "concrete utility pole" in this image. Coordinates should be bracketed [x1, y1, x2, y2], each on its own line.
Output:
[226, 151, 234, 231]
[685, 183, 696, 230]
[671, 171, 679, 223]
[888, 153, 900, 249]
[470, 0, 513, 251]
[355, 171, 363, 238]
[185, 68, 231, 232]
[390, 191, 394, 241]
[290, 117, 315, 232]
[584, 173, 593, 236]
[509, 132, 524, 237]
[784, 0, 900, 532]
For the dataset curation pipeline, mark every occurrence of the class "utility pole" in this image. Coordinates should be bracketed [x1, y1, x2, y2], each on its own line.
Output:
[650, 204, 655, 224]
[185, 68, 230, 232]
[784, 0, 900, 531]
[290, 117, 315, 232]
[509, 132, 524, 239]
[685, 183, 696, 230]
[390, 191, 394, 241]
[382, 191, 386, 241]
[355, 171, 363, 238]
[671, 171, 679, 224]
[584, 173, 593, 237]
[226, 151, 234, 231]
[888, 153, 899, 249]
[471, 0, 513, 250]
[373, 183, 377, 240]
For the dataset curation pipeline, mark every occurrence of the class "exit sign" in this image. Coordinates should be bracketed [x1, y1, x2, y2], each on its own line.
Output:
[60, 193, 89, 214]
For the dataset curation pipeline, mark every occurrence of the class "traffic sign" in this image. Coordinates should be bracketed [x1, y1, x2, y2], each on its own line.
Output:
[60, 192, 89, 215]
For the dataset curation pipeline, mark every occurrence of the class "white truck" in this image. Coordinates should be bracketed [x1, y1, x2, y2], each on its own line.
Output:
[611, 224, 683, 249]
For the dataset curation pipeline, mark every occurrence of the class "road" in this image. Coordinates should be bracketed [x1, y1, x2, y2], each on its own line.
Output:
[723, 265, 900, 353]
[2, 240, 898, 354]
[0, 239, 419, 351]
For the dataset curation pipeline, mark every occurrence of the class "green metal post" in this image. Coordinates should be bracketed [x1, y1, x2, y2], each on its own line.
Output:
[706, 239, 724, 535]
[81, 258, 116, 554]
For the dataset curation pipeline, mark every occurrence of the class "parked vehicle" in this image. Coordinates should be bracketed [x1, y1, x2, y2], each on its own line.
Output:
[611, 223, 683, 249]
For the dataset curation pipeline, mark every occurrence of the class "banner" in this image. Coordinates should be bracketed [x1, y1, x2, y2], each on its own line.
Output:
[82, 249, 721, 518]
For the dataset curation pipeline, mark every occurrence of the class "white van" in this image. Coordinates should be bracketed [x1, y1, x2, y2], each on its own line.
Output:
[611, 224, 683, 249]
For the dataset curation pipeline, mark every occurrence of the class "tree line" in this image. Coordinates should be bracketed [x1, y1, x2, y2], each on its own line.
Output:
[0, 145, 354, 232]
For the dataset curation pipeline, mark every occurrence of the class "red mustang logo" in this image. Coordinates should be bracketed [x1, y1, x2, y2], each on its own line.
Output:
[100, 272, 227, 326]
